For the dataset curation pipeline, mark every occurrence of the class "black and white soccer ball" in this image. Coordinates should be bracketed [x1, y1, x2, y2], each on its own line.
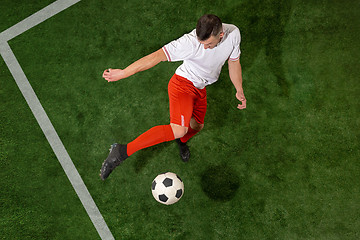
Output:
[151, 172, 184, 205]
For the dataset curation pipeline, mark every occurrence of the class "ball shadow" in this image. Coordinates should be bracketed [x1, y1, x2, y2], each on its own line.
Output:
[201, 165, 240, 202]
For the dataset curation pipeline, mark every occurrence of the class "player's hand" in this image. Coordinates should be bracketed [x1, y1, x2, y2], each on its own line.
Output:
[236, 91, 246, 110]
[102, 68, 127, 82]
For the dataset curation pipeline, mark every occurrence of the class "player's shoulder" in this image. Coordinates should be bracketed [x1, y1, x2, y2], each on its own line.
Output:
[167, 29, 199, 51]
[222, 23, 241, 45]
[185, 29, 199, 43]
[223, 23, 240, 36]
[179, 29, 200, 47]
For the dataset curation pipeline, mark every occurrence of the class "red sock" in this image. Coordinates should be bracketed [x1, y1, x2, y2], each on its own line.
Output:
[127, 125, 175, 156]
[180, 126, 199, 143]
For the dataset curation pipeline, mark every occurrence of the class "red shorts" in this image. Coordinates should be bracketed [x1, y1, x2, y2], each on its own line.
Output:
[168, 74, 207, 127]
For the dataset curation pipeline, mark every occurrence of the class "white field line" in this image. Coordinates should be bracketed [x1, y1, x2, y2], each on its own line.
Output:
[0, 0, 80, 42]
[0, 1, 115, 240]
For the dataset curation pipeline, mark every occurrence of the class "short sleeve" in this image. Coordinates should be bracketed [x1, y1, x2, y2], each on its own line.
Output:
[229, 27, 241, 61]
[162, 31, 195, 62]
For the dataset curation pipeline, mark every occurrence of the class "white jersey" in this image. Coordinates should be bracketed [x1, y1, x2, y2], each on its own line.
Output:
[162, 23, 241, 89]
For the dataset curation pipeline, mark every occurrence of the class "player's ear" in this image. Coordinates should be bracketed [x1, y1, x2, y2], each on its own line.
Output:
[219, 32, 224, 38]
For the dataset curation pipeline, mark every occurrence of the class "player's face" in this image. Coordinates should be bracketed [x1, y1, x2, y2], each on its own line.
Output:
[199, 32, 224, 49]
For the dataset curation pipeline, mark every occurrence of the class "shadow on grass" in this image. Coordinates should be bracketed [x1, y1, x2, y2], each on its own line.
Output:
[201, 165, 240, 202]
[227, 0, 293, 97]
[132, 141, 173, 173]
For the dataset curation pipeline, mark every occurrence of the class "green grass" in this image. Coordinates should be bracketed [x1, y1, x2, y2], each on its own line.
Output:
[1, 0, 359, 239]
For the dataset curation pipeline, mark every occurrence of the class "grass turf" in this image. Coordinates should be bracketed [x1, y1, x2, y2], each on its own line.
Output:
[1, 0, 359, 239]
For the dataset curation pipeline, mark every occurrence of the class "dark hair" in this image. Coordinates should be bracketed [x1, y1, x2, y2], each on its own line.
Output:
[196, 14, 223, 41]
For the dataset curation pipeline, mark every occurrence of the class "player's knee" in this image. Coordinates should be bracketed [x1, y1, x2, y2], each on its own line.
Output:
[190, 118, 204, 131]
[194, 123, 204, 131]
[175, 127, 188, 139]
[170, 124, 188, 139]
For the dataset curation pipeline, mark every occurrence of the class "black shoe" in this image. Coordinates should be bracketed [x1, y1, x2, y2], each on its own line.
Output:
[176, 139, 190, 162]
[100, 143, 128, 180]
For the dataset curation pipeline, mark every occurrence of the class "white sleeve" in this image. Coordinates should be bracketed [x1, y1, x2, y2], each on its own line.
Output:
[229, 27, 241, 61]
[162, 32, 195, 62]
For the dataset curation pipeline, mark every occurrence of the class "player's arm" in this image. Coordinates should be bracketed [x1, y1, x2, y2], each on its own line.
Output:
[228, 59, 246, 110]
[103, 49, 167, 82]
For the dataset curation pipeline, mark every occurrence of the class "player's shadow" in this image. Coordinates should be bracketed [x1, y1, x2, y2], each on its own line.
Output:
[201, 165, 240, 202]
[225, 0, 293, 97]
[132, 142, 172, 173]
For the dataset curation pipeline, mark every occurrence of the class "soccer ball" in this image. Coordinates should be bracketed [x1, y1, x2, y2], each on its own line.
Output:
[151, 172, 184, 205]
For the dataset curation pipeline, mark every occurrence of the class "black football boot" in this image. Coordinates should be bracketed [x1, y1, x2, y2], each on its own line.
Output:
[175, 139, 190, 162]
[100, 143, 128, 180]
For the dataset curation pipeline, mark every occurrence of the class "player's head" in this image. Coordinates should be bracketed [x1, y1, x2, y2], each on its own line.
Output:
[196, 14, 224, 49]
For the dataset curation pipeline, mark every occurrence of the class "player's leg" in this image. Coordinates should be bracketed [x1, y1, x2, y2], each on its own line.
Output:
[127, 74, 193, 157]
[126, 122, 190, 158]
[168, 76, 207, 161]
[179, 117, 204, 143]
[179, 89, 207, 144]
[175, 88, 207, 162]
[100, 124, 176, 180]
[167, 75, 200, 162]
[100, 74, 192, 180]
[168, 75, 195, 136]
[170, 123, 188, 139]
[190, 117, 204, 131]
[126, 124, 175, 156]
[125, 120, 189, 159]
